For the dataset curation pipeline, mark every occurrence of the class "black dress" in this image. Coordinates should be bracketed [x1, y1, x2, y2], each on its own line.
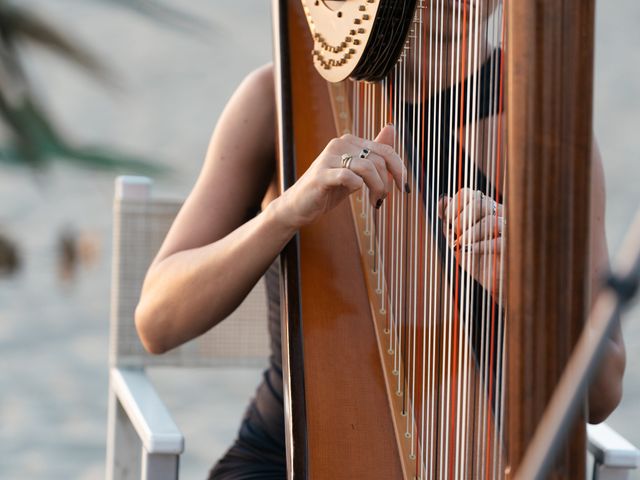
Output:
[208, 262, 286, 479]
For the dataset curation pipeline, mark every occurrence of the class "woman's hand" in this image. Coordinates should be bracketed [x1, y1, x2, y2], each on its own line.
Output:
[274, 124, 406, 229]
[438, 188, 506, 297]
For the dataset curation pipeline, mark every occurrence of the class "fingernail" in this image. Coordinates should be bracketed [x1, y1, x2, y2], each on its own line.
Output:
[404, 183, 411, 194]
[387, 122, 394, 127]
[376, 199, 383, 209]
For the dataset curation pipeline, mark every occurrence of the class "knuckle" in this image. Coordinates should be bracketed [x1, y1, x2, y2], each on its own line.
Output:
[380, 144, 395, 157]
[327, 138, 342, 150]
[311, 172, 326, 188]
[337, 169, 350, 183]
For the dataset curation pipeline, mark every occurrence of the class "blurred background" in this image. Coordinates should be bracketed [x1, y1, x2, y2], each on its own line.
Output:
[0, 1, 637, 479]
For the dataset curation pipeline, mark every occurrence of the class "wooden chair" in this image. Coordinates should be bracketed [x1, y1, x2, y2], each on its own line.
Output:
[105, 176, 638, 480]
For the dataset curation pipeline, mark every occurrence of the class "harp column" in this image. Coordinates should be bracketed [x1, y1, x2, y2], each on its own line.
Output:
[506, 0, 596, 479]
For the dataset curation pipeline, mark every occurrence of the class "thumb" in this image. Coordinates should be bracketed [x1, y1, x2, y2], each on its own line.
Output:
[374, 124, 395, 147]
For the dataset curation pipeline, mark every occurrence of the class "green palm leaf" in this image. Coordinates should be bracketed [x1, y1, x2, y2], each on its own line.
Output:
[0, 95, 165, 174]
[0, 0, 202, 174]
[0, 2, 113, 83]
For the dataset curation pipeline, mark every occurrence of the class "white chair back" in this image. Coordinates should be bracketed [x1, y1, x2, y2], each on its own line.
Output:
[109, 176, 270, 369]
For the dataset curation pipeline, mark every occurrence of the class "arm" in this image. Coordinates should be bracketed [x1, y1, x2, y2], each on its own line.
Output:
[135, 65, 288, 353]
[587, 140, 626, 424]
[135, 65, 405, 354]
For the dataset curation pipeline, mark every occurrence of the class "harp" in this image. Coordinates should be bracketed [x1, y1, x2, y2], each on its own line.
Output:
[273, 0, 595, 478]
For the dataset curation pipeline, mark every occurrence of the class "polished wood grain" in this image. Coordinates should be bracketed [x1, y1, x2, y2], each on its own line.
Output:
[276, 0, 404, 478]
[273, 1, 308, 476]
[506, 1, 595, 478]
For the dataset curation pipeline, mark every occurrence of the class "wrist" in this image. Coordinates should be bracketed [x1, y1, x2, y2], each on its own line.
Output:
[264, 194, 301, 236]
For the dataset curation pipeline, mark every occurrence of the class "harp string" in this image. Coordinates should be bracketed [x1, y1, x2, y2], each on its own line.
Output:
[410, 10, 417, 449]
[418, 1, 433, 473]
[408, 5, 423, 457]
[426, 0, 442, 475]
[429, 0, 447, 475]
[478, 0, 495, 475]
[462, 1, 476, 475]
[400, 52, 408, 407]
[481, 0, 493, 475]
[469, 3, 490, 471]
[392, 63, 400, 390]
[492, 6, 508, 478]
[460, 0, 482, 476]
[391, 64, 398, 377]
[392, 63, 400, 395]
[440, 0, 463, 475]
[476, 0, 494, 472]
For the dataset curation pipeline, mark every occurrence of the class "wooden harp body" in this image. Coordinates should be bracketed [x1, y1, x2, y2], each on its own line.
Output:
[273, 0, 595, 478]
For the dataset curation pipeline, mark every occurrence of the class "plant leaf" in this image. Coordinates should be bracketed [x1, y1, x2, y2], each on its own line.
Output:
[0, 3, 113, 83]
[0, 92, 167, 174]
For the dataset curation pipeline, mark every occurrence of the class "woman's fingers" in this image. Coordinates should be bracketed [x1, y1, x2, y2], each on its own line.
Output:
[437, 195, 449, 219]
[374, 122, 395, 146]
[341, 127, 407, 191]
[440, 188, 477, 222]
[455, 215, 505, 246]
[459, 237, 504, 255]
[344, 154, 387, 206]
[324, 128, 406, 206]
[442, 190, 500, 237]
[323, 166, 364, 192]
[367, 151, 392, 197]
[286, 129, 405, 228]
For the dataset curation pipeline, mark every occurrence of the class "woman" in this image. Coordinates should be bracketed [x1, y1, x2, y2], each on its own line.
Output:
[135, 6, 625, 480]
[134, 64, 407, 478]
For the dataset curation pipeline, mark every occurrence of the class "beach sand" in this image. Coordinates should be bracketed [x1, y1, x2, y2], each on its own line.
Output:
[0, 1, 638, 479]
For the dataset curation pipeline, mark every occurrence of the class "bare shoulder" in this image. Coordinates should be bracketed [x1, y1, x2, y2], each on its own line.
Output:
[205, 62, 276, 180]
[152, 63, 277, 264]
[243, 63, 275, 96]
[214, 63, 276, 159]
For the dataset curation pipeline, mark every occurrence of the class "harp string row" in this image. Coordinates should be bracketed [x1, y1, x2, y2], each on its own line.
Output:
[348, 2, 507, 477]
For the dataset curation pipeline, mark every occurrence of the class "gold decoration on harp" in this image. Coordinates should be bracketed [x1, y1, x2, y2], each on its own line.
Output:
[301, 0, 417, 82]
